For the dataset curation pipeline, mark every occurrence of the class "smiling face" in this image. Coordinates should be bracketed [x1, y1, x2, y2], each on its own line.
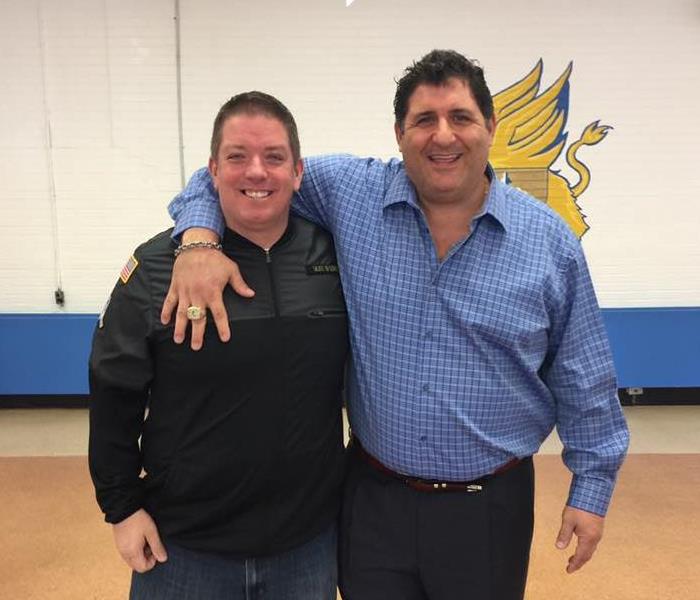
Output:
[209, 112, 303, 247]
[395, 77, 495, 210]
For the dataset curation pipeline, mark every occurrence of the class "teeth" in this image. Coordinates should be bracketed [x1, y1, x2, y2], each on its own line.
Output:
[429, 154, 460, 162]
[244, 190, 272, 199]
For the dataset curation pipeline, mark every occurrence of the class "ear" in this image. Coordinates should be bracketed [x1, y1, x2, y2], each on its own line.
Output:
[394, 122, 404, 151]
[292, 158, 304, 192]
[486, 114, 497, 141]
[208, 157, 219, 189]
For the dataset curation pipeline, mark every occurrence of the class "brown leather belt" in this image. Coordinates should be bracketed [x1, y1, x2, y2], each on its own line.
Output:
[352, 438, 523, 493]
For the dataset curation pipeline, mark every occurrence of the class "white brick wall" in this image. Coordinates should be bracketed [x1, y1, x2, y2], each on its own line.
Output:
[1, 0, 698, 311]
[0, 0, 178, 312]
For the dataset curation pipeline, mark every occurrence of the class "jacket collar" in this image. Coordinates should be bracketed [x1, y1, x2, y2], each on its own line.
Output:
[222, 217, 297, 252]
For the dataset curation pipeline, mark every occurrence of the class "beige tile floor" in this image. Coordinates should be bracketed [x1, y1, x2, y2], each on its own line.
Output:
[1, 404, 698, 600]
[0, 405, 698, 457]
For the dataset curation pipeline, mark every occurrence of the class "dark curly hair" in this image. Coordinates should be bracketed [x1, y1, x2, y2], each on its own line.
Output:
[394, 50, 494, 131]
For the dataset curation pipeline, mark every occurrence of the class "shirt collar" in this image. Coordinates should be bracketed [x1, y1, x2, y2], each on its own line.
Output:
[382, 163, 512, 232]
[481, 165, 512, 232]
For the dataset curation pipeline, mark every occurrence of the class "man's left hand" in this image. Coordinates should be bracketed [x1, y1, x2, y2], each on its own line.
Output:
[555, 505, 605, 573]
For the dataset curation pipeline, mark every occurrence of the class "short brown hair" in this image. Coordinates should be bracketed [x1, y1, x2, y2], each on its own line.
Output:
[210, 91, 301, 162]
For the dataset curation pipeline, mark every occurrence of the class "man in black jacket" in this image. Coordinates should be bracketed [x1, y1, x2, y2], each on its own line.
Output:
[89, 92, 348, 599]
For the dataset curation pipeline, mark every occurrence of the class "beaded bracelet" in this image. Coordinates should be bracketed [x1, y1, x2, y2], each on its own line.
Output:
[174, 241, 223, 257]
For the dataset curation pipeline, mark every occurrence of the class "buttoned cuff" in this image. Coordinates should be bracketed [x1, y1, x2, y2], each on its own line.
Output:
[567, 474, 616, 516]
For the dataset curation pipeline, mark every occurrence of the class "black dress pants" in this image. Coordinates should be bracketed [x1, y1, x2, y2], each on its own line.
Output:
[338, 450, 534, 600]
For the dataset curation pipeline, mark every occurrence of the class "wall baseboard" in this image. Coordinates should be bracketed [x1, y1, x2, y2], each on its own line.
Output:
[1, 389, 698, 408]
[618, 388, 699, 406]
[0, 395, 89, 409]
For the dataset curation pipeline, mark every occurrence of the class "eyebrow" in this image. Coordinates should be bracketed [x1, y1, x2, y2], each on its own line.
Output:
[411, 108, 475, 119]
[263, 146, 290, 153]
[220, 144, 289, 153]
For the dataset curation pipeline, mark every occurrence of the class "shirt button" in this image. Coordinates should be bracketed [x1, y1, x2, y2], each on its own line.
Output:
[422, 383, 430, 393]
[419, 435, 427, 442]
[424, 331, 432, 340]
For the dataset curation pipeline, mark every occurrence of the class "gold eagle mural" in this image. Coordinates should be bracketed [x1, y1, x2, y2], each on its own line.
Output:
[490, 60, 611, 238]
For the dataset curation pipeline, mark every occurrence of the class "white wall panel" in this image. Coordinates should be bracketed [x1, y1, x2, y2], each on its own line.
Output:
[0, 0, 698, 312]
[0, 0, 56, 310]
[0, 0, 179, 312]
[50, 0, 180, 312]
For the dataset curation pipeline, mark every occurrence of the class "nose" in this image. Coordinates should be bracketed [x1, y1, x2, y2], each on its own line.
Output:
[245, 155, 266, 180]
[432, 117, 456, 145]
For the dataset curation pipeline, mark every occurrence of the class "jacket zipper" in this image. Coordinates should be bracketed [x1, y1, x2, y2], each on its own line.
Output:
[264, 248, 280, 317]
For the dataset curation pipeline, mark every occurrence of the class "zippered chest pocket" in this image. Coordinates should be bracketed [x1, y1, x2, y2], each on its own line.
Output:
[308, 308, 347, 318]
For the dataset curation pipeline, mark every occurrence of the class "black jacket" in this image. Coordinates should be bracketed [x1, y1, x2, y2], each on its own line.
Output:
[89, 216, 349, 557]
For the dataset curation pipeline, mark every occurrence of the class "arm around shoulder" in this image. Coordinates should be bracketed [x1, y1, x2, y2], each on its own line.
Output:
[163, 169, 254, 349]
[168, 167, 225, 239]
[294, 154, 370, 229]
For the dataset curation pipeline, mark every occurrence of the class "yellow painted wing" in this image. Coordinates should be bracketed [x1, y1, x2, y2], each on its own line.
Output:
[491, 62, 572, 169]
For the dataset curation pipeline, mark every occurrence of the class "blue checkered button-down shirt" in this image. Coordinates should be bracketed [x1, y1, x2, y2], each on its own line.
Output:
[170, 155, 629, 516]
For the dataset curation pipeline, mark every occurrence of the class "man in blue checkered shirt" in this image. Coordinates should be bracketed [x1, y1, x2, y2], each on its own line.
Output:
[162, 50, 628, 600]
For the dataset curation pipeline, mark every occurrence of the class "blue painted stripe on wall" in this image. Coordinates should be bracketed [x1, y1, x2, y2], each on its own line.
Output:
[0, 314, 97, 395]
[1, 308, 699, 394]
[601, 308, 700, 388]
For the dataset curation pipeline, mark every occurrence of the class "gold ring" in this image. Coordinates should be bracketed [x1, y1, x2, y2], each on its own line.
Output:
[186, 305, 205, 320]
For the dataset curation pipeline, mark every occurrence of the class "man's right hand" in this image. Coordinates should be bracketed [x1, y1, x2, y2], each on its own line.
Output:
[112, 509, 168, 573]
[160, 228, 254, 350]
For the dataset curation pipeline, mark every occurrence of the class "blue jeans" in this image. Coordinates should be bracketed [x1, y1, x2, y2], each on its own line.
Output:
[130, 523, 337, 600]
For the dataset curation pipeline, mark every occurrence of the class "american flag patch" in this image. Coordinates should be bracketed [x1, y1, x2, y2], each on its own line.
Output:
[119, 255, 139, 284]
